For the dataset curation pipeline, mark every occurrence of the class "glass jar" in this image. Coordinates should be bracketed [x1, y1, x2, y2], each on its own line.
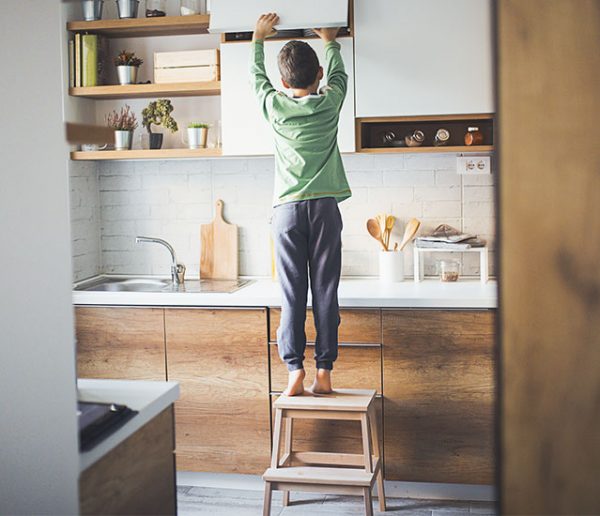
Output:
[438, 259, 461, 282]
[145, 0, 166, 17]
[180, 0, 202, 15]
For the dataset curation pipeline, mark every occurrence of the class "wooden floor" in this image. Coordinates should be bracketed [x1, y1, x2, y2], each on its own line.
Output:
[177, 486, 496, 515]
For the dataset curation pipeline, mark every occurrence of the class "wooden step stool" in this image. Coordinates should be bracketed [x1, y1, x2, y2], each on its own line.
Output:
[262, 389, 386, 516]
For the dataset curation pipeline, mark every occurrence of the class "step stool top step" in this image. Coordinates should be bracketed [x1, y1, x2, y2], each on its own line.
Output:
[263, 465, 375, 487]
[274, 388, 376, 411]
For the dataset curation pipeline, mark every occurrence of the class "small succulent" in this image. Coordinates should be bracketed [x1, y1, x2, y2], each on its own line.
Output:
[106, 105, 138, 131]
[114, 50, 144, 67]
[142, 99, 178, 134]
[188, 122, 210, 129]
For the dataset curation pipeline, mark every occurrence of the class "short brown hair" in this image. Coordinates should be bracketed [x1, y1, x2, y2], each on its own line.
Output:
[278, 40, 320, 89]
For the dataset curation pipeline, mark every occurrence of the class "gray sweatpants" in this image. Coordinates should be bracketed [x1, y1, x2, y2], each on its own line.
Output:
[272, 197, 343, 372]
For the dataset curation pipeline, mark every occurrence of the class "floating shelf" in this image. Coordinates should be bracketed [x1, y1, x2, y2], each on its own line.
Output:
[67, 14, 211, 38]
[356, 114, 495, 154]
[71, 148, 223, 160]
[69, 81, 221, 99]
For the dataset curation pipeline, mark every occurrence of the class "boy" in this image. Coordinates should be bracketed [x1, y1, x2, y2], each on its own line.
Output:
[250, 13, 351, 396]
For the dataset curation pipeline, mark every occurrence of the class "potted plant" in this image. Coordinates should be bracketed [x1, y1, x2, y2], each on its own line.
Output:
[106, 105, 138, 150]
[184, 122, 209, 149]
[114, 50, 143, 85]
[142, 99, 178, 150]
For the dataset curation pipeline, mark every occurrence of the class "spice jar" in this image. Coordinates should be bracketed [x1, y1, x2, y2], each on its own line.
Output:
[405, 129, 425, 147]
[434, 128, 450, 146]
[464, 126, 484, 146]
[438, 259, 461, 282]
[146, 0, 166, 17]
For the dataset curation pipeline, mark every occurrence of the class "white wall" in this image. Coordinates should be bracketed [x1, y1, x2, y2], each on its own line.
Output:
[71, 153, 495, 281]
[0, 1, 79, 513]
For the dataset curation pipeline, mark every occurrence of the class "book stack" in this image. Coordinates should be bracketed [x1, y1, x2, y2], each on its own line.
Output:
[415, 224, 486, 250]
[69, 33, 108, 88]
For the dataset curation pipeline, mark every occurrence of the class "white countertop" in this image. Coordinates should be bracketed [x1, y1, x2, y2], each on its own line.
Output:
[73, 277, 497, 309]
[78, 379, 179, 472]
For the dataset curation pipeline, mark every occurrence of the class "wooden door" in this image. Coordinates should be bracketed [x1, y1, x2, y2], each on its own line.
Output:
[75, 307, 167, 381]
[354, 0, 493, 117]
[382, 309, 495, 484]
[164, 308, 270, 474]
[498, 1, 600, 512]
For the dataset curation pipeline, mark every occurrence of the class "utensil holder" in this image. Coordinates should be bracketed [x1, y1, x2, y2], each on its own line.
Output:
[379, 250, 404, 282]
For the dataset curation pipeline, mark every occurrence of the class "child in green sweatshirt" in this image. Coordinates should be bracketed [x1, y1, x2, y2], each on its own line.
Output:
[251, 13, 351, 396]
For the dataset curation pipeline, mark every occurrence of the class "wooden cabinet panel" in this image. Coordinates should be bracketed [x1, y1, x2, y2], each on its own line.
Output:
[270, 395, 383, 457]
[269, 343, 382, 393]
[383, 310, 495, 484]
[164, 308, 270, 474]
[75, 307, 167, 381]
[269, 308, 381, 345]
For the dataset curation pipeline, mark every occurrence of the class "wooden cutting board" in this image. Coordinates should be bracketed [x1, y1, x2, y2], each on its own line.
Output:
[200, 199, 238, 279]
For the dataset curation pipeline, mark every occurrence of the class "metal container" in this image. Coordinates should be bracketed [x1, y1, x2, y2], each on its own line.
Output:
[114, 130, 133, 150]
[116, 0, 139, 18]
[116, 65, 138, 85]
[185, 127, 208, 149]
[81, 0, 104, 21]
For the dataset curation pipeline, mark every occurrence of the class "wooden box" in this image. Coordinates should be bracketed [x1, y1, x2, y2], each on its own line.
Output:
[154, 49, 220, 84]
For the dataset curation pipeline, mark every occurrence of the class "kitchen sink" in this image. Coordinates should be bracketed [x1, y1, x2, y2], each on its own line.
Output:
[75, 275, 253, 294]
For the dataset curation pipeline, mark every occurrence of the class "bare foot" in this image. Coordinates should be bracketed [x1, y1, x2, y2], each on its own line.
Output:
[310, 369, 333, 394]
[283, 369, 305, 396]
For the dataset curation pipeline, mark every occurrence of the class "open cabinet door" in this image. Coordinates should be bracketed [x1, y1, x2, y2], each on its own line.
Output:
[498, 0, 600, 513]
[209, 0, 348, 33]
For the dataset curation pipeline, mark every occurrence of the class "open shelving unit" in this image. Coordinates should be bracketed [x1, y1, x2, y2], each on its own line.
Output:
[70, 148, 222, 160]
[69, 81, 221, 100]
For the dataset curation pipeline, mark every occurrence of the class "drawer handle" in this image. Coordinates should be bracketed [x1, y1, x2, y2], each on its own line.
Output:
[269, 341, 381, 348]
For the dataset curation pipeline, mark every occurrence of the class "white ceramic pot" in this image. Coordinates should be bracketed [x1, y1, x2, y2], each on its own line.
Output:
[379, 250, 404, 282]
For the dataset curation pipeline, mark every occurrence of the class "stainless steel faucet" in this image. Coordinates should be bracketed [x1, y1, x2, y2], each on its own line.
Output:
[135, 236, 186, 284]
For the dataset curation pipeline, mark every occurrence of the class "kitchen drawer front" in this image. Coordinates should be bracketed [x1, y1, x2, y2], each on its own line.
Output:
[269, 343, 382, 393]
[75, 306, 167, 381]
[382, 309, 495, 336]
[271, 395, 383, 457]
[269, 308, 382, 345]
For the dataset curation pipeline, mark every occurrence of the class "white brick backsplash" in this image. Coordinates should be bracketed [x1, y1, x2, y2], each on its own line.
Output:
[70, 152, 497, 279]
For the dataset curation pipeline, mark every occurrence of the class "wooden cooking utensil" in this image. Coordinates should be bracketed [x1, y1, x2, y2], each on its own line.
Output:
[200, 199, 238, 279]
[367, 218, 388, 251]
[398, 218, 421, 251]
[384, 215, 395, 249]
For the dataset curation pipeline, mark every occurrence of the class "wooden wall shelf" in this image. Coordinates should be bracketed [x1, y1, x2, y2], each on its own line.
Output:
[357, 145, 494, 154]
[67, 14, 210, 38]
[71, 148, 222, 161]
[69, 81, 221, 99]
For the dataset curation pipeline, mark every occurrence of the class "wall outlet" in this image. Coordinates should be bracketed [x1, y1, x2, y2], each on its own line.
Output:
[456, 155, 492, 175]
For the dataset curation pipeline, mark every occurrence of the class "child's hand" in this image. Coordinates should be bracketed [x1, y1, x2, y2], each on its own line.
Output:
[313, 27, 340, 42]
[253, 13, 279, 41]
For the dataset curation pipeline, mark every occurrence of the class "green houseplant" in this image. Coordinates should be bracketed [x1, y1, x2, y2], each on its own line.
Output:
[142, 99, 178, 150]
[106, 105, 138, 150]
[114, 50, 143, 85]
[185, 122, 210, 149]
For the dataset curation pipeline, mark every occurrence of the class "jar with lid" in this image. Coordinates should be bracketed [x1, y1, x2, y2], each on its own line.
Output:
[146, 0, 166, 17]
[180, 0, 203, 15]
[464, 126, 484, 146]
[437, 259, 461, 282]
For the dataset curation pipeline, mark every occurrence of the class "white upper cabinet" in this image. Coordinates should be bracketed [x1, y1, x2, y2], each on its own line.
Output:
[220, 38, 356, 156]
[354, 0, 494, 117]
[209, 0, 348, 32]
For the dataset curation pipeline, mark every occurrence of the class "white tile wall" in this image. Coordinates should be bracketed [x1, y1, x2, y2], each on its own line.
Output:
[70, 153, 496, 280]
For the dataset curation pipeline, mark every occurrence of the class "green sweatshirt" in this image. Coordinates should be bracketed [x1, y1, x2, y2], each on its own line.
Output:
[250, 40, 351, 206]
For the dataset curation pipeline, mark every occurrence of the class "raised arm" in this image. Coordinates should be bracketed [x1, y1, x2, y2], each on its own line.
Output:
[250, 13, 279, 120]
[314, 27, 348, 108]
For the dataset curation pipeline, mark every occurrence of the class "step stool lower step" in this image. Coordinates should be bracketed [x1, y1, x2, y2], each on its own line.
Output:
[263, 462, 379, 488]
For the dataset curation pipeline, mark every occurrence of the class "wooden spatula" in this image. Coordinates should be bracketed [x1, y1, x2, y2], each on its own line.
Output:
[398, 218, 421, 251]
[200, 200, 238, 279]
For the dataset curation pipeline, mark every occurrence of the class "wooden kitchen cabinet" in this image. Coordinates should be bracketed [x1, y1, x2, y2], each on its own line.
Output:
[382, 309, 495, 484]
[75, 307, 167, 381]
[164, 308, 270, 474]
[220, 38, 356, 156]
[269, 308, 382, 393]
[354, 0, 494, 117]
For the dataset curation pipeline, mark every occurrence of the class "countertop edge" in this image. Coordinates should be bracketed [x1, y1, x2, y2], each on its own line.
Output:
[78, 379, 180, 473]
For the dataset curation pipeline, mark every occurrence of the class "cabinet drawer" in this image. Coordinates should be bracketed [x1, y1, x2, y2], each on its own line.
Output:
[269, 308, 381, 345]
[270, 343, 382, 393]
[382, 309, 495, 336]
[271, 396, 383, 457]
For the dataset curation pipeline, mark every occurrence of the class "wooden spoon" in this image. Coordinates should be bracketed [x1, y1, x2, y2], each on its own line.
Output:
[367, 218, 388, 251]
[384, 215, 395, 249]
[398, 218, 421, 251]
